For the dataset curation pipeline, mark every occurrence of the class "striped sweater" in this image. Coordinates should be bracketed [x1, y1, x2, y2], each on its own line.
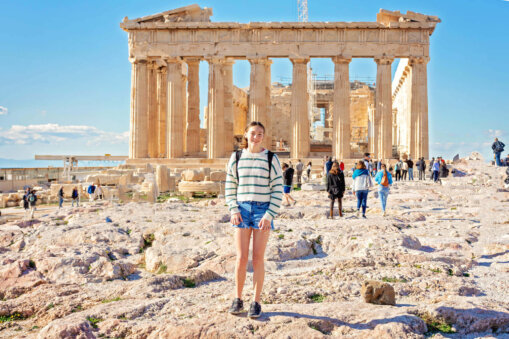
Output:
[225, 149, 284, 222]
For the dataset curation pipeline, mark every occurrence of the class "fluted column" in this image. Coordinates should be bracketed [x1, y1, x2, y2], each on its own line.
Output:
[410, 57, 429, 159]
[248, 58, 272, 148]
[223, 58, 235, 153]
[332, 56, 351, 160]
[129, 59, 149, 159]
[264, 60, 273, 149]
[184, 59, 201, 155]
[156, 62, 167, 158]
[166, 58, 184, 159]
[207, 58, 225, 158]
[290, 58, 310, 159]
[375, 57, 394, 160]
[181, 65, 188, 153]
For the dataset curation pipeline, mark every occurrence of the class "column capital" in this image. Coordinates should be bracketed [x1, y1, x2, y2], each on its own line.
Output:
[247, 57, 271, 65]
[183, 57, 201, 65]
[408, 56, 430, 65]
[224, 57, 236, 66]
[374, 56, 394, 65]
[289, 57, 310, 65]
[164, 57, 183, 64]
[331, 55, 352, 64]
[205, 56, 225, 65]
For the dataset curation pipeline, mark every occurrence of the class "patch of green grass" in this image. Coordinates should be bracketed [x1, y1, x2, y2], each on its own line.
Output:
[278, 234, 284, 239]
[71, 305, 83, 313]
[181, 278, 196, 288]
[46, 302, 55, 310]
[308, 293, 325, 303]
[28, 259, 36, 269]
[0, 313, 25, 322]
[126, 229, 132, 236]
[351, 236, 357, 240]
[143, 233, 155, 249]
[419, 313, 455, 335]
[287, 228, 293, 232]
[101, 297, 122, 303]
[293, 186, 301, 191]
[156, 192, 172, 203]
[308, 322, 331, 335]
[157, 263, 167, 274]
[86, 316, 103, 329]
[382, 277, 408, 283]
[414, 264, 422, 269]
[204, 240, 212, 245]
[430, 268, 441, 274]
[463, 272, 470, 277]
[447, 269, 454, 276]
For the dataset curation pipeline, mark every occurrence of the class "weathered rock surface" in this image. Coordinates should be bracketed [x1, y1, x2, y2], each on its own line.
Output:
[361, 280, 396, 305]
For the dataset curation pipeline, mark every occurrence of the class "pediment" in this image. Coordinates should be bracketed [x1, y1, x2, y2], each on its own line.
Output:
[123, 4, 212, 24]
[377, 9, 441, 26]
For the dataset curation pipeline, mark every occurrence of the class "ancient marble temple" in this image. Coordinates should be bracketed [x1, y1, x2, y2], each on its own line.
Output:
[121, 4, 440, 160]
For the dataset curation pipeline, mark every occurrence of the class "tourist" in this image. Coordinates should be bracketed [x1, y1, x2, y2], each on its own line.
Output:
[352, 160, 373, 218]
[87, 183, 96, 201]
[96, 184, 104, 200]
[325, 156, 333, 175]
[429, 157, 435, 180]
[363, 153, 372, 173]
[402, 159, 409, 180]
[27, 189, 37, 219]
[306, 161, 312, 180]
[432, 158, 440, 182]
[22, 188, 30, 218]
[339, 160, 345, 172]
[322, 156, 329, 176]
[492, 138, 505, 167]
[440, 160, 449, 178]
[282, 163, 297, 206]
[326, 161, 345, 219]
[394, 160, 402, 181]
[407, 157, 414, 180]
[417, 157, 426, 180]
[375, 164, 393, 216]
[71, 187, 79, 207]
[225, 121, 283, 318]
[58, 186, 64, 208]
[295, 159, 304, 186]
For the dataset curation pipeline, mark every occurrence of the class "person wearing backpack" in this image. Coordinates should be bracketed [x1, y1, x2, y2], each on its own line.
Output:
[22, 188, 30, 217]
[326, 161, 345, 219]
[375, 163, 393, 216]
[225, 121, 283, 319]
[27, 189, 37, 219]
[71, 187, 79, 207]
[87, 183, 96, 202]
[282, 163, 297, 206]
[492, 138, 506, 166]
[58, 186, 64, 208]
[394, 160, 402, 181]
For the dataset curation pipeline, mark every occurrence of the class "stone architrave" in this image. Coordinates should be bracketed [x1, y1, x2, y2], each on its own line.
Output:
[166, 58, 185, 159]
[156, 62, 168, 158]
[129, 59, 149, 159]
[290, 58, 310, 159]
[410, 57, 429, 159]
[223, 58, 235, 154]
[186, 58, 201, 154]
[147, 62, 159, 158]
[207, 58, 225, 159]
[332, 56, 351, 160]
[375, 57, 394, 160]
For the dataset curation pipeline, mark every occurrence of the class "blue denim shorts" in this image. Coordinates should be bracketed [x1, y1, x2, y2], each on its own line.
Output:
[232, 201, 274, 230]
[283, 185, 292, 194]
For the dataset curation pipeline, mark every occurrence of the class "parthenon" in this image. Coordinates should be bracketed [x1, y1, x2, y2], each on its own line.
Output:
[120, 4, 440, 162]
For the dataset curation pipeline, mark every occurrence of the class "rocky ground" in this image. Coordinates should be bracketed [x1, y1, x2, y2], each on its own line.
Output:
[0, 159, 508, 338]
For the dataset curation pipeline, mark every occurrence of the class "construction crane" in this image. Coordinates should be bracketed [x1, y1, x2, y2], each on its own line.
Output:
[298, 0, 308, 22]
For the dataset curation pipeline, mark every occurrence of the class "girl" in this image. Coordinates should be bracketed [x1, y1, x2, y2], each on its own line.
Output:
[374, 164, 393, 216]
[306, 161, 312, 181]
[225, 121, 283, 319]
[352, 160, 373, 218]
[326, 162, 345, 219]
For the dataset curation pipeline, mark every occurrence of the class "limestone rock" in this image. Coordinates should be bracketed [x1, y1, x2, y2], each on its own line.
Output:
[302, 183, 326, 191]
[401, 235, 422, 250]
[361, 280, 396, 305]
[38, 319, 95, 339]
[181, 169, 205, 181]
[209, 171, 227, 182]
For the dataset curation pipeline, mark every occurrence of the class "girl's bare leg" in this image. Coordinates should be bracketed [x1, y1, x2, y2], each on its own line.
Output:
[252, 229, 271, 303]
[235, 228, 252, 299]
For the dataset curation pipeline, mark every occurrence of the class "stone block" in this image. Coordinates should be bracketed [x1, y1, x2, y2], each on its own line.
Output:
[210, 171, 227, 182]
[182, 170, 205, 182]
[301, 183, 326, 191]
[156, 165, 170, 192]
[178, 181, 220, 195]
[361, 280, 396, 305]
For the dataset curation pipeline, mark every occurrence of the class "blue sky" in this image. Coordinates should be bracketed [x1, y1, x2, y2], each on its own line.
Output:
[0, 0, 508, 164]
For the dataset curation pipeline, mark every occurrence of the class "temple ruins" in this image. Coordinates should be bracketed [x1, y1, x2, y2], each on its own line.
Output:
[120, 4, 440, 164]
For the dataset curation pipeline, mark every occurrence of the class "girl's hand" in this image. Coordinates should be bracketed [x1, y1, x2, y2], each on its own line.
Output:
[258, 217, 271, 231]
[231, 213, 242, 225]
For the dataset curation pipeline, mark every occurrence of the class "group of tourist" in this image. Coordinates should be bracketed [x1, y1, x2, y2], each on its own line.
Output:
[56, 183, 105, 208]
[22, 187, 38, 219]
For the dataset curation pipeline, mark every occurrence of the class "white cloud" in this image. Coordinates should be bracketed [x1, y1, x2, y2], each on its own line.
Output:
[487, 129, 506, 138]
[0, 106, 8, 115]
[0, 123, 128, 146]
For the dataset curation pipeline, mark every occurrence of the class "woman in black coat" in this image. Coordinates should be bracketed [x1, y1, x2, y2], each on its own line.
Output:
[327, 161, 346, 218]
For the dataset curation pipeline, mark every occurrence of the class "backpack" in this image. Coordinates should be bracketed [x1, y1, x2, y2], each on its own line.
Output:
[495, 142, 505, 153]
[28, 194, 35, 203]
[235, 149, 275, 182]
[381, 171, 389, 187]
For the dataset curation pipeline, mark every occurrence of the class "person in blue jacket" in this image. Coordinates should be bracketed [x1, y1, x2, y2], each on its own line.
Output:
[374, 164, 393, 216]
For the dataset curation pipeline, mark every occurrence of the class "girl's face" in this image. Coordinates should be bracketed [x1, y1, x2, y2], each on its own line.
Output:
[245, 126, 264, 146]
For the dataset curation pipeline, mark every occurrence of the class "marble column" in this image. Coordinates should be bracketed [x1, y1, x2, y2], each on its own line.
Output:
[207, 58, 225, 159]
[332, 56, 351, 160]
[181, 65, 188, 153]
[290, 58, 310, 159]
[223, 58, 235, 154]
[129, 59, 149, 159]
[147, 62, 158, 158]
[248, 58, 272, 148]
[264, 59, 273, 149]
[166, 58, 184, 159]
[410, 57, 429, 159]
[186, 58, 201, 155]
[375, 57, 394, 160]
[156, 63, 167, 158]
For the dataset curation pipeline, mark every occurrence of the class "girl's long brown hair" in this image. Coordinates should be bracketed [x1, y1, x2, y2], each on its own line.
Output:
[330, 161, 340, 175]
[356, 160, 366, 170]
[240, 121, 265, 149]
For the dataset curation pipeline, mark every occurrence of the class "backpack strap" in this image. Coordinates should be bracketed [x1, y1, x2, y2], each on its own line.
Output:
[267, 151, 274, 180]
[235, 150, 242, 183]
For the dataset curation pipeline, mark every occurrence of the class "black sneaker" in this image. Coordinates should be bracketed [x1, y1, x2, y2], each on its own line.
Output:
[228, 298, 244, 315]
[248, 301, 262, 318]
